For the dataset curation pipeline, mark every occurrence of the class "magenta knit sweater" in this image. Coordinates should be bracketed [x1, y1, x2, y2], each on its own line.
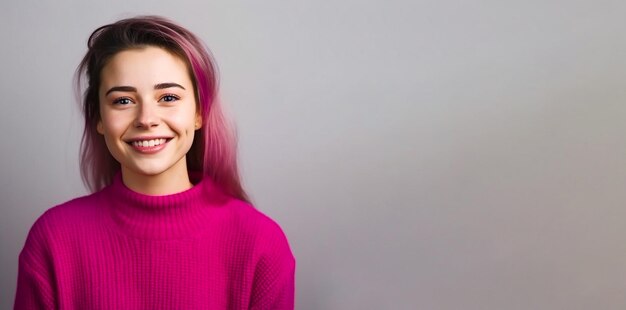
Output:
[14, 173, 295, 309]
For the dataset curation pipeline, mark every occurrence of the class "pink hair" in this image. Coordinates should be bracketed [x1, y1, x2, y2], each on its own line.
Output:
[75, 16, 249, 202]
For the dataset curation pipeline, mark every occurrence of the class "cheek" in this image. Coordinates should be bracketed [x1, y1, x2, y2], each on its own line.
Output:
[173, 111, 200, 133]
[99, 114, 129, 137]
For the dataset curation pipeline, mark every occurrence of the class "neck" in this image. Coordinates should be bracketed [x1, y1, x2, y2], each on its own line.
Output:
[121, 164, 193, 196]
[105, 170, 226, 239]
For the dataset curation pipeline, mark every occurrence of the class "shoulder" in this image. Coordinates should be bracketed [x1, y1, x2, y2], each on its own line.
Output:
[225, 200, 290, 238]
[22, 192, 104, 250]
[31, 191, 104, 232]
[219, 199, 295, 258]
[239, 202, 295, 264]
[19, 191, 104, 267]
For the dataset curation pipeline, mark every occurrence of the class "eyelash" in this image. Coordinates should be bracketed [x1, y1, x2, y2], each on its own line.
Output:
[111, 94, 180, 105]
[112, 97, 133, 105]
[160, 94, 180, 102]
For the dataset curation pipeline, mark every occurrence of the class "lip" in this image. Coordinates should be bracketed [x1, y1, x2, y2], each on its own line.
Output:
[125, 136, 173, 154]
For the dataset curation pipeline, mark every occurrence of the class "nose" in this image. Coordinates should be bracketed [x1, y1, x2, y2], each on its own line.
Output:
[133, 102, 160, 129]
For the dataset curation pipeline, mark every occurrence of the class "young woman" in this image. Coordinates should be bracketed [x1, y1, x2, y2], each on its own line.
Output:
[15, 16, 295, 309]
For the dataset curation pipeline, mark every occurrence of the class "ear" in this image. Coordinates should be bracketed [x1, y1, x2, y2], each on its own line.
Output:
[97, 120, 104, 134]
[194, 113, 203, 130]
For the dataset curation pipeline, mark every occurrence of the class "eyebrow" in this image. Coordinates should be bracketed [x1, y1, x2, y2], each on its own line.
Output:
[105, 83, 186, 96]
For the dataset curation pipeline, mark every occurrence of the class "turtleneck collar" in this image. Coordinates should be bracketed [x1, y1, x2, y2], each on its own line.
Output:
[101, 171, 230, 240]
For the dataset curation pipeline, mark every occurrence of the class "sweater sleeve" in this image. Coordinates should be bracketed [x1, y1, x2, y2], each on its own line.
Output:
[249, 220, 296, 310]
[14, 213, 57, 310]
[15, 260, 56, 310]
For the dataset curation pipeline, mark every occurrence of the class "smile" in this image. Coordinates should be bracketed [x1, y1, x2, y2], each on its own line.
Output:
[126, 138, 172, 154]
[131, 138, 167, 147]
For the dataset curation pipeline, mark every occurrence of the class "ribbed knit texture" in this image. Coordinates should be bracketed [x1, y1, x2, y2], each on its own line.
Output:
[14, 173, 295, 309]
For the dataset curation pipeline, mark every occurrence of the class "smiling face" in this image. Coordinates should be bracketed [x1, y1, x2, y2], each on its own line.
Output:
[97, 46, 201, 194]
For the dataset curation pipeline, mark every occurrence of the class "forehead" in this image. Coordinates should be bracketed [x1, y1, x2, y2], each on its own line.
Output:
[100, 46, 192, 91]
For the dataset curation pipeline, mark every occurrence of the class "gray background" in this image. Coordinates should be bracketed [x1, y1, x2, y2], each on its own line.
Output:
[2, 1, 626, 309]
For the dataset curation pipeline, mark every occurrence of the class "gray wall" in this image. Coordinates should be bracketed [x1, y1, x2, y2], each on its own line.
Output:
[2, 1, 626, 309]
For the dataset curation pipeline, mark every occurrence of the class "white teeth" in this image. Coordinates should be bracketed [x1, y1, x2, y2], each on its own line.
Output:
[132, 139, 167, 147]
